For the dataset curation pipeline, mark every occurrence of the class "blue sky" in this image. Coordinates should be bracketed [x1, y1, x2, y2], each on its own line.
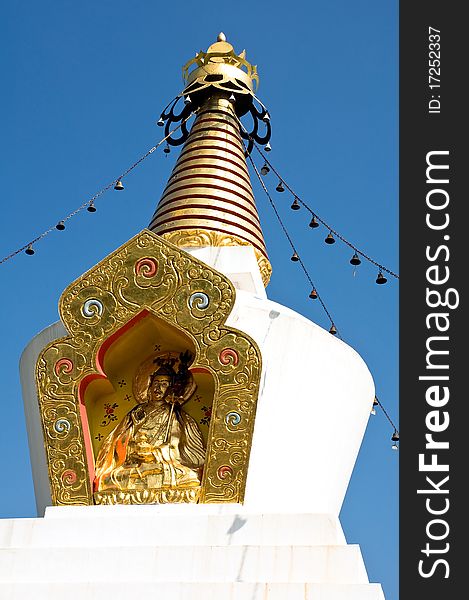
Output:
[1, 1, 398, 598]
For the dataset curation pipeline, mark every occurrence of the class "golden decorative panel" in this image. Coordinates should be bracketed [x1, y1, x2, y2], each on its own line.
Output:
[35, 229, 262, 506]
[160, 229, 272, 287]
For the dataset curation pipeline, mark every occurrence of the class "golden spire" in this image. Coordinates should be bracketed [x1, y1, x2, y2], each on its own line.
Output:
[149, 35, 272, 286]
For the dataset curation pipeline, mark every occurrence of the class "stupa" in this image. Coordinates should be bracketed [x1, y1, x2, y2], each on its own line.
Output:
[0, 35, 385, 599]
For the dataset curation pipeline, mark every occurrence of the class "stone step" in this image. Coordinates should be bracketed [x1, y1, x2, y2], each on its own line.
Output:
[0, 582, 386, 600]
[0, 544, 368, 584]
[0, 509, 345, 548]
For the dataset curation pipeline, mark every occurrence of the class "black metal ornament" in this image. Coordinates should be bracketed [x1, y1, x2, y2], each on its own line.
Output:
[376, 271, 387, 284]
[159, 96, 194, 147]
[291, 198, 301, 210]
[239, 96, 272, 156]
[276, 180, 285, 193]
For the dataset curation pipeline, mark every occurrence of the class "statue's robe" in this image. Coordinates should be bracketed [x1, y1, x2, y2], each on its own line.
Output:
[94, 399, 205, 492]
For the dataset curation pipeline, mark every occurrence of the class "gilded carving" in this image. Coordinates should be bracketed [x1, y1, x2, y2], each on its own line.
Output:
[160, 229, 272, 286]
[36, 229, 262, 506]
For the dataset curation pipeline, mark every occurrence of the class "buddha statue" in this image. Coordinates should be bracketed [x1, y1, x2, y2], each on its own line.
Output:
[94, 351, 206, 503]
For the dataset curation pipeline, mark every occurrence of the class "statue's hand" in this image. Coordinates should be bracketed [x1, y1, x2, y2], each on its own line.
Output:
[165, 393, 182, 405]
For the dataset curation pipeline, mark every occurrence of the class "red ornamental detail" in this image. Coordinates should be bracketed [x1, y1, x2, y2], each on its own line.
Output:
[199, 405, 212, 426]
[217, 465, 233, 480]
[101, 402, 119, 427]
[61, 469, 77, 485]
[219, 348, 239, 366]
[135, 257, 158, 278]
[54, 358, 73, 377]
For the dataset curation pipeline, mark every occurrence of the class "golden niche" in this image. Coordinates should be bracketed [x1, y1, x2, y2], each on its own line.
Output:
[36, 230, 262, 507]
[94, 351, 206, 504]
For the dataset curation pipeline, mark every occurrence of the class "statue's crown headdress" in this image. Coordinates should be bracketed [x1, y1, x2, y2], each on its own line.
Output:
[152, 356, 177, 380]
[151, 351, 193, 394]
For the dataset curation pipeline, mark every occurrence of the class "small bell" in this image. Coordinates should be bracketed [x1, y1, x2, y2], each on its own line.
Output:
[276, 180, 285, 193]
[87, 201, 97, 212]
[329, 324, 337, 335]
[371, 397, 379, 415]
[350, 252, 361, 266]
[290, 251, 299, 262]
[291, 198, 300, 210]
[114, 179, 124, 191]
[260, 162, 270, 176]
[391, 430, 399, 450]
[157, 117, 164, 127]
[325, 232, 335, 244]
[309, 216, 319, 228]
[264, 142, 272, 152]
[56, 221, 65, 231]
[25, 244, 35, 255]
[184, 95, 191, 104]
[376, 271, 387, 285]
[309, 288, 318, 300]
[263, 112, 271, 122]
[164, 144, 170, 154]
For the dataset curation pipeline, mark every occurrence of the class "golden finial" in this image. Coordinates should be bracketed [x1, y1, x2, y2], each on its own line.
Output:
[182, 35, 259, 92]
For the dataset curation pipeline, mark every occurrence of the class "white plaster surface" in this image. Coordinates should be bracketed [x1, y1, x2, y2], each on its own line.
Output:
[0, 507, 385, 599]
[0, 506, 346, 547]
[0, 583, 385, 600]
[227, 289, 374, 515]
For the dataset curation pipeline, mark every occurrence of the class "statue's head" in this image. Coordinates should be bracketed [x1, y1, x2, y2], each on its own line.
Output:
[149, 374, 171, 401]
[146, 352, 195, 402]
[148, 360, 176, 401]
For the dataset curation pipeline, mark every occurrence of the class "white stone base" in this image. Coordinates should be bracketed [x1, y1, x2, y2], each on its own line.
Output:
[0, 583, 385, 600]
[0, 505, 385, 599]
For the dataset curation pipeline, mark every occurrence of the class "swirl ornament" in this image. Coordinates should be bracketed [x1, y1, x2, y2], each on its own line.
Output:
[82, 298, 103, 318]
[225, 411, 241, 427]
[219, 348, 239, 367]
[135, 257, 158, 278]
[54, 419, 71, 434]
[61, 469, 77, 485]
[217, 465, 233, 480]
[189, 292, 210, 310]
[54, 358, 73, 377]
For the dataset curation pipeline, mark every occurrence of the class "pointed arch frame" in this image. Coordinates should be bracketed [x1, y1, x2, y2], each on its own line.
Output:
[35, 230, 262, 505]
